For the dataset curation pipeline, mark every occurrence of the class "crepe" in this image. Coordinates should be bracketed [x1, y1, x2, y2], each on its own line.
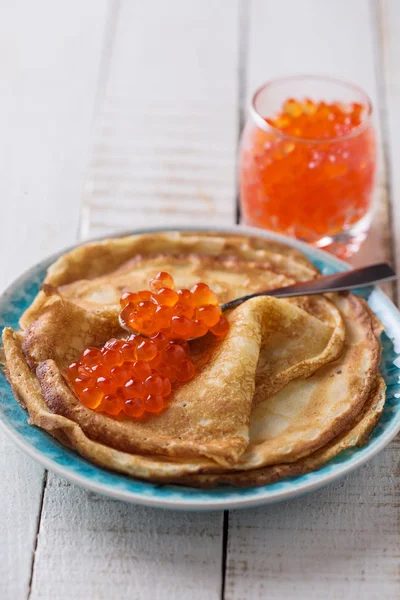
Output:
[9, 290, 342, 466]
[179, 374, 386, 487]
[20, 232, 319, 328]
[2, 231, 385, 487]
[1, 330, 384, 486]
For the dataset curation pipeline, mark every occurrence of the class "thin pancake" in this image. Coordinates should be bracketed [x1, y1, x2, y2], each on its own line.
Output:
[20, 232, 318, 328]
[19, 298, 264, 467]
[179, 375, 386, 487]
[232, 293, 381, 469]
[16, 292, 343, 466]
[2, 230, 384, 488]
[18, 292, 375, 478]
[2, 327, 384, 485]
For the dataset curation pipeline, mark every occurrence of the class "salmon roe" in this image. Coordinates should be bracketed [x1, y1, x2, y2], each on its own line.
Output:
[68, 273, 230, 418]
[66, 332, 196, 419]
[264, 99, 365, 140]
[240, 97, 376, 255]
[120, 272, 229, 341]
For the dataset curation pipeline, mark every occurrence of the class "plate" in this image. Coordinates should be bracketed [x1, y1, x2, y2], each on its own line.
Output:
[1, 225, 400, 510]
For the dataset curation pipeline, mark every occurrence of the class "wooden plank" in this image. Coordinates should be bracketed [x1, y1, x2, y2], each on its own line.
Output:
[0, 1, 109, 598]
[80, 0, 240, 238]
[225, 1, 400, 598]
[30, 1, 240, 598]
[0, 441, 44, 600]
[31, 477, 223, 600]
[378, 0, 400, 300]
[0, 0, 108, 291]
[226, 443, 400, 600]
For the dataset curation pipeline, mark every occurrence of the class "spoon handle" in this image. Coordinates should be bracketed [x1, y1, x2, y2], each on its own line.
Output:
[221, 263, 396, 312]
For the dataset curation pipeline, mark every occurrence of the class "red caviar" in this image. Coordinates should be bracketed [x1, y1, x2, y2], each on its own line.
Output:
[240, 97, 376, 256]
[210, 315, 230, 337]
[120, 272, 228, 341]
[66, 333, 197, 418]
[67, 273, 230, 418]
[149, 271, 174, 291]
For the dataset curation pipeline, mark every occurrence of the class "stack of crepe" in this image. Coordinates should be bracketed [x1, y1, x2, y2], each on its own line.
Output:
[2, 232, 385, 487]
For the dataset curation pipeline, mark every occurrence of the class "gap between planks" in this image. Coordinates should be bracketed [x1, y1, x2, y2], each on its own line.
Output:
[222, 3, 251, 596]
[27, 472, 48, 600]
[26, 2, 119, 595]
[373, 0, 398, 303]
[78, 0, 121, 241]
[353, 0, 397, 300]
[235, 0, 250, 225]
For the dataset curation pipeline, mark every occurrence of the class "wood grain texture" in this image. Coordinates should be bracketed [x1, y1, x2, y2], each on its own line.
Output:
[0, 0, 108, 291]
[30, 477, 223, 600]
[226, 442, 400, 600]
[225, 1, 400, 598]
[0, 1, 108, 598]
[377, 0, 400, 297]
[0, 441, 44, 600]
[80, 0, 240, 237]
[30, 2, 236, 598]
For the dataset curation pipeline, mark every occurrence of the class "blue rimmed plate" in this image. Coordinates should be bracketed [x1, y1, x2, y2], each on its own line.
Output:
[1, 226, 400, 510]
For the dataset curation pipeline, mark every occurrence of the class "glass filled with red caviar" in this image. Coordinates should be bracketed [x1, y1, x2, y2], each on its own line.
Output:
[239, 75, 377, 258]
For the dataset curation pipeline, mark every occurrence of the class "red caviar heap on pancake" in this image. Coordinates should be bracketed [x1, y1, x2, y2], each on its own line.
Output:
[66, 272, 229, 419]
[120, 271, 229, 339]
[66, 334, 194, 418]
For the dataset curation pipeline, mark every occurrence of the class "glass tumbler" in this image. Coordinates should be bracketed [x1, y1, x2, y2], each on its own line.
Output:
[239, 75, 377, 258]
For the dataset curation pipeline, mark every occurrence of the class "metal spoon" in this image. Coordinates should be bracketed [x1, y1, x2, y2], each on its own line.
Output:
[119, 263, 395, 335]
[221, 262, 396, 311]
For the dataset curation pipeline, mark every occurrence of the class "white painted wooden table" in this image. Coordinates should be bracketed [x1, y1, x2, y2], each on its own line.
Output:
[2, 1, 400, 598]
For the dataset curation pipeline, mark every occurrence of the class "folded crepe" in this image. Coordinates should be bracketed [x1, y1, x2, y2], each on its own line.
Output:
[2, 232, 385, 487]
[20, 231, 319, 328]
